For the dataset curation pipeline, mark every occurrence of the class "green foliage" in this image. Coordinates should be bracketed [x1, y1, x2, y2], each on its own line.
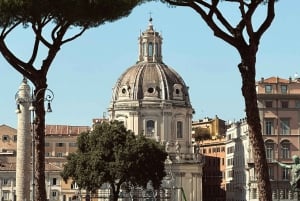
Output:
[0, 0, 149, 28]
[193, 127, 211, 142]
[61, 120, 167, 196]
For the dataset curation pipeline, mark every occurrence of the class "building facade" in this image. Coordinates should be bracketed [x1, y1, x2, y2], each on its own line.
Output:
[249, 76, 300, 200]
[225, 119, 250, 201]
[192, 116, 226, 201]
[108, 18, 203, 201]
[0, 124, 91, 201]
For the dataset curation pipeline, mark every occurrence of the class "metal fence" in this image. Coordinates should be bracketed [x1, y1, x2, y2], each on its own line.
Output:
[80, 187, 187, 201]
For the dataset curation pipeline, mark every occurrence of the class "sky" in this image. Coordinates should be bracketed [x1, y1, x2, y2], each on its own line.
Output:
[0, 1, 300, 128]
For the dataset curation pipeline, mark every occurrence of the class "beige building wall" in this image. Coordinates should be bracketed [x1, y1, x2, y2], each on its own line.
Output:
[0, 125, 17, 154]
[248, 76, 300, 200]
[0, 124, 90, 201]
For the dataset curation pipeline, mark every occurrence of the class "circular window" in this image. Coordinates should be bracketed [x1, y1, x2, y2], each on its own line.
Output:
[175, 89, 180, 94]
[122, 88, 126, 94]
[148, 87, 154, 93]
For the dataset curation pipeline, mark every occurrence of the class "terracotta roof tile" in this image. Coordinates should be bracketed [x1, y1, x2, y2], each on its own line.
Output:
[45, 125, 90, 136]
[262, 76, 289, 84]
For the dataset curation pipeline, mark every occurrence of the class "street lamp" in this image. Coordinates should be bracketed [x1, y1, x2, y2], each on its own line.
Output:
[15, 77, 54, 201]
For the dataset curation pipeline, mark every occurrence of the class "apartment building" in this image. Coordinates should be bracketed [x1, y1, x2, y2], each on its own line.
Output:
[192, 116, 226, 201]
[225, 119, 250, 201]
[0, 124, 90, 201]
[247, 76, 300, 200]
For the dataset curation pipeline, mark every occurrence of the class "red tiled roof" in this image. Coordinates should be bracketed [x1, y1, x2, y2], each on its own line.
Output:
[262, 76, 289, 84]
[45, 125, 90, 136]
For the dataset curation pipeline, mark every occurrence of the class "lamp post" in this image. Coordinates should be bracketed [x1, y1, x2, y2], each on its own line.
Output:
[15, 77, 54, 201]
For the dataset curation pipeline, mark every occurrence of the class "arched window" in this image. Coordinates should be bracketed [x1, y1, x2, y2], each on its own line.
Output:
[177, 121, 183, 138]
[265, 140, 274, 162]
[146, 120, 155, 136]
[148, 42, 153, 56]
[281, 140, 290, 159]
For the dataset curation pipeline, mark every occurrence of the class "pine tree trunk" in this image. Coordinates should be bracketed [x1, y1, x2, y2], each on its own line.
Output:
[238, 57, 272, 201]
[33, 86, 47, 201]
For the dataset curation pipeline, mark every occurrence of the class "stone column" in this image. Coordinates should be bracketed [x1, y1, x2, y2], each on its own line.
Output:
[15, 78, 31, 201]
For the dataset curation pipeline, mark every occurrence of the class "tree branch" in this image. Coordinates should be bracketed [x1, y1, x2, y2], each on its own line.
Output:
[32, 18, 52, 49]
[28, 27, 41, 65]
[0, 21, 22, 39]
[188, 1, 237, 47]
[62, 27, 87, 45]
[0, 39, 37, 78]
[255, 0, 275, 40]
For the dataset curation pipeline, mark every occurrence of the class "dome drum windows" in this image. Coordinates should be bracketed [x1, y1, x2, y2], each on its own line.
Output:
[144, 84, 159, 98]
[119, 85, 131, 97]
[173, 84, 183, 100]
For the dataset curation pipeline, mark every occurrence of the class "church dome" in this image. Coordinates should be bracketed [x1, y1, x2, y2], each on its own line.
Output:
[111, 18, 191, 107]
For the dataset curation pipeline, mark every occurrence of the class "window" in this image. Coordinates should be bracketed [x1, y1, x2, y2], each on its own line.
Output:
[281, 85, 288, 94]
[265, 85, 272, 94]
[280, 118, 290, 135]
[227, 170, 234, 178]
[148, 42, 153, 56]
[176, 121, 183, 138]
[227, 134, 231, 140]
[146, 120, 155, 136]
[69, 142, 77, 147]
[281, 140, 290, 159]
[281, 101, 289, 108]
[265, 101, 273, 108]
[52, 178, 57, 185]
[265, 140, 274, 162]
[52, 191, 58, 198]
[227, 158, 234, 166]
[296, 100, 300, 108]
[282, 167, 290, 180]
[265, 119, 274, 135]
[269, 166, 274, 180]
[56, 152, 63, 157]
[3, 178, 9, 186]
[2, 191, 9, 200]
[56, 143, 64, 147]
[71, 182, 79, 189]
[2, 135, 9, 141]
[13, 135, 17, 142]
[227, 146, 234, 154]
[45, 142, 50, 147]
